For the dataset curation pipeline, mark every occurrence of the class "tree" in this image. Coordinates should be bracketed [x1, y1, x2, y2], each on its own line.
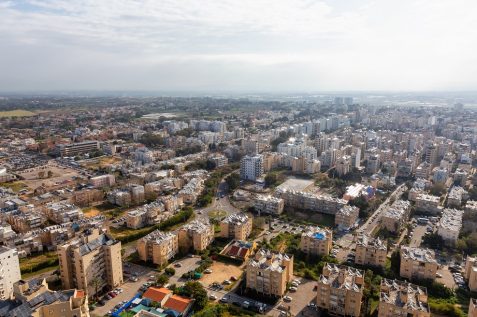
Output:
[47, 170, 53, 178]
[38, 171, 45, 179]
[430, 183, 446, 196]
[156, 274, 169, 286]
[225, 173, 240, 190]
[176, 281, 208, 310]
[165, 267, 176, 276]
[90, 277, 103, 301]
[264, 173, 277, 187]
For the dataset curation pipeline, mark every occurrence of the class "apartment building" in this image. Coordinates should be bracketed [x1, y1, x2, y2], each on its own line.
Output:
[73, 189, 104, 207]
[6, 210, 44, 233]
[465, 200, 477, 214]
[469, 298, 477, 317]
[300, 226, 333, 256]
[208, 154, 228, 168]
[378, 279, 430, 317]
[43, 201, 83, 224]
[240, 154, 264, 181]
[465, 256, 477, 292]
[58, 228, 123, 298]
[126, 203, 159, 229]
[0, 246, 21, 300]
[178, 177, 204, 204]
[380, 200, 411, 233]
[220, 213, 253, 241]
[177, 219, 214, 252]
[415, 194, 442, 215]
[254, 195, 284, 215]
[437, 208, 463, 245]
[335, 205, 359, 229]
[400, 247, 438, 281]
[137, 230, 178, 266]
[55, 140, 100, 157]
[447, 186, 468, 208]
[355, 235, 387, 268]
[89, 174, 116, 188]
[246, 249, 293, 297]
[160, 195, 184, 212]
[2, 279, 89, 317]
[275, 189, 347, 215]
[316, 263, 364, 317]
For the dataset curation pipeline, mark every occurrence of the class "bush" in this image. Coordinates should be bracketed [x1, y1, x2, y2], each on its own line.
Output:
[165, 267, 176, 276]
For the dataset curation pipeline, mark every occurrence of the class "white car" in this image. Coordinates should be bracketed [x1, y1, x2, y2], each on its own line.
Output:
[204, 269, 212, 274]
[289, 286, 298, 292]
[283, 296, 293, 302]
[209, 294, 217, 300]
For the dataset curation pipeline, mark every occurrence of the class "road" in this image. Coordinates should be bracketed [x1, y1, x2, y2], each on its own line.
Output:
[356, 183, 407, 235]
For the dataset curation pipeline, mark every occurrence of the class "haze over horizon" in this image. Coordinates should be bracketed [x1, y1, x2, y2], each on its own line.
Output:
[1, 0, 477, 92]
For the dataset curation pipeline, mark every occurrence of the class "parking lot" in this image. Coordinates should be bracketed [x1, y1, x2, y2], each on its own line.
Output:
[269, 278, 318, 317]
[92, 263, 154, 317]
[166, 256, 201, 285]
[200, 261, 244, 287]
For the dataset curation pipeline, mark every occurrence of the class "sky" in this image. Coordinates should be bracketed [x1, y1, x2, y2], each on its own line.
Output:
[1, 0, 477, 92]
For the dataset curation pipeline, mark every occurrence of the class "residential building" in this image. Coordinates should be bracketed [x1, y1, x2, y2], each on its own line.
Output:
[246, 249, 293, 297]
[89, 174, 115, 188]
[355, 235, 387, 268]
[240, 154, 264, 181]
[220, 240, 257, 262]
[464, 256, 477, 292]
[447, 186, 467, 208]
[220, 213, 253, 241]
[57, 228, 123, 298]
[466, 200, 477, 214]
[380, 200, 411, 233]
[0, 246, 21, 300]
[275, 189, 347, 215]
[177, 219, 214, 252]
[437, 208, 463, 245]
[254, 195, 285, 215]
[335, 205, 359, 229]
[208, 154, 228, 168]
[469, 298, 477, 317]
[400, 247, 438, 281]
[415, 194, 441, 215]
[126, 202, 161, 229]
[300, 226, 333, 256]
[316, 263, 364, 317]
[137, 230, 178, 266]
[43, 201, 83, 224]
[378, 279, 430, 317]
[55, 141, 100, 157]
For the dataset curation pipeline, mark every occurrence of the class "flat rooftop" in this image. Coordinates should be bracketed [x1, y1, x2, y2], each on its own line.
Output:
[276, 178, 314, 192]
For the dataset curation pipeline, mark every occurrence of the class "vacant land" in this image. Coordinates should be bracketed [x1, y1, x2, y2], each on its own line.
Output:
[200, 261, 243, 286]
[81, 156, 122, 170]
[0, 181, 28, 192]
[83, 207, 101, 218]
[0, 109, 36, 117]
[20, 251, 59, 275]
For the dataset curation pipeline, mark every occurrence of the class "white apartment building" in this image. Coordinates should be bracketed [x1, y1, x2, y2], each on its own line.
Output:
[0, 246, 21, 300]
[380, 200, 411, 233]
[240, 154, 264, 181]
[437, 208, 463, 245]
[254, 195, 285, 215]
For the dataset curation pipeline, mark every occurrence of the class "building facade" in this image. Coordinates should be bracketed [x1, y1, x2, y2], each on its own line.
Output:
[137, 230, 179, 266]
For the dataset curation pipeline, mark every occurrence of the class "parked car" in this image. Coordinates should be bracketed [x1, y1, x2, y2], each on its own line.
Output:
[223, 280, 232, 285]
[220, 296, 228, 303]
[289, 286, 298, 292]
[283, 296, 293, 302]
[209, 294, 217, 300]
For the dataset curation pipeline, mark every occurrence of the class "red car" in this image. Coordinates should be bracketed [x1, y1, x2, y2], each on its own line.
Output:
[108, 292, 117, 298]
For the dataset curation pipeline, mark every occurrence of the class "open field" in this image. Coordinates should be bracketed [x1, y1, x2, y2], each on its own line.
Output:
[0, 109, 36, 117]
[0, 181, 28, 192]
[200, 261, 243, 286]
[17, 162, 82, 190]
[20, 251, 59, 275]
[80, 156, 122, 170]
[83, 207, 101, 218]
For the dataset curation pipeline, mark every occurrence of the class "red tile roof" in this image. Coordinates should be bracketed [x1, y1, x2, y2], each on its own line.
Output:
[164, 294, 192, 313]
[143, 287, 172, 303]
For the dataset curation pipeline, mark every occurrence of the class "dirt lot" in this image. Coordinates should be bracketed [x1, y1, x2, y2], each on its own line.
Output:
[16, 162, 81, 190]
[83, 207, 101, 218]
[81, 156, 122, 170]
[200, 261, 244, 286]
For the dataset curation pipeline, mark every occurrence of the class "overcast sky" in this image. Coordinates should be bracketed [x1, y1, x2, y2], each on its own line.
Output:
[1, 0, 477, 92]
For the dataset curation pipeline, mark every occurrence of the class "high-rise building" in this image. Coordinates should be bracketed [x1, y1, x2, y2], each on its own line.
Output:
[58, 228, 123, 298]
[240, 154, 264, 181]
[0, 246, 21, 300]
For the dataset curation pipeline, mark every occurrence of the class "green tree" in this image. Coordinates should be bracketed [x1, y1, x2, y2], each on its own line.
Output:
[176, 281, 208, 310]
[165, 267, 176, 276]
[225, 173, 240, 190]
[156, 274, 169, 286]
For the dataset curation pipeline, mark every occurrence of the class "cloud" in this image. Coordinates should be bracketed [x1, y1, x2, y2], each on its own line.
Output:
[0, 0, 477, 91]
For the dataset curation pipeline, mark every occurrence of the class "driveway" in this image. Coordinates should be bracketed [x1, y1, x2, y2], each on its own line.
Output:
[166, 256, 202, 285]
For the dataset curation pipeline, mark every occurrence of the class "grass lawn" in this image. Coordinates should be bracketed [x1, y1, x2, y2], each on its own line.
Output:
[119, 311, 136, 317]
[208, 209, 227, 220]
[0, 181, 28, 192]
[19, 251, 59, 275]
[0, 109, 36, 117]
